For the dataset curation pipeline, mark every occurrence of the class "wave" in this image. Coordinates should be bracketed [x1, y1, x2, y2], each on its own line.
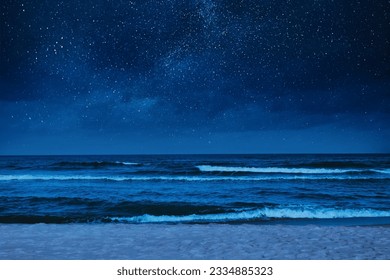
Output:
[117, 161, 138, 165]
[374, 169, 390, 174]
[51, 161, 139, 168]
[1, 204, 389, 224]
[197, 165, 362, 174]
[1, 174, 388, 182]
[110, 207, 390, 223]
[0, 175, 116, 181]
[290, 161, 373, 169]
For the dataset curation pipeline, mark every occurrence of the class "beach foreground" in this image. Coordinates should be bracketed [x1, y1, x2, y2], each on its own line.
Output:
[1, 224, 389, 259]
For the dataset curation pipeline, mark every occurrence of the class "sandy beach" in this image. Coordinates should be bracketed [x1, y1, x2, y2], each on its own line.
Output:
[0, 224, 389, 260]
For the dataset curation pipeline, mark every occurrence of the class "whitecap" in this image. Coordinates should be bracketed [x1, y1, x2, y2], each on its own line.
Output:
[110, 207, 390, 223]
[197, 165, 359, 174]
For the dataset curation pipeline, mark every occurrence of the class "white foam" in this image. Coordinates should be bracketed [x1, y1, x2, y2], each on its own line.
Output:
[111, 207, 390, 223]
[0, 175, 128, 181]
[0, 174, 384, 182]
[197, 165, 359, 174]
[116, 161, 138, 165]
[260, 207, 390, 219]
[373, 169, 390, 174]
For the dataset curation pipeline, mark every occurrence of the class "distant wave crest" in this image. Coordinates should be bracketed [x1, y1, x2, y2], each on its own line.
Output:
[52, 161, 139, 168]
[1, 174, 388, 182]
[374, 169, 390, 174]
[197, 165, 360, 174]
[1, 173, 388, 181]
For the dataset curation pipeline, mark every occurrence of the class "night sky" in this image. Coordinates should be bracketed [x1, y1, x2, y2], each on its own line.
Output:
[1, 0, 389, 155]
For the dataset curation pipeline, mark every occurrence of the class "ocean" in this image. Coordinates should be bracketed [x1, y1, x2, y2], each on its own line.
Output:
[0, 154, 389, 225]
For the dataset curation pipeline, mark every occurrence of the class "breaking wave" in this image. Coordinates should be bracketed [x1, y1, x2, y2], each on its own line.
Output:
[110, 207, 390, 223]
[0, 174, 387, 182]
[196, 165, 390, 175]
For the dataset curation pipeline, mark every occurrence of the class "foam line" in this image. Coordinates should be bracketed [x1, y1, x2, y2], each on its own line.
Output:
[111, 207, 390, 223]
[197, 165, 360, 174]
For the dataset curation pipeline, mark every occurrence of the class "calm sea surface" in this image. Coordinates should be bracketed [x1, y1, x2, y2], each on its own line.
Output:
[0, 154, 389, 225]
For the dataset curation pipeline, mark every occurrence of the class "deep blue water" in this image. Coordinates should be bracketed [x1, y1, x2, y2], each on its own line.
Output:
[0, 154, 389, 225]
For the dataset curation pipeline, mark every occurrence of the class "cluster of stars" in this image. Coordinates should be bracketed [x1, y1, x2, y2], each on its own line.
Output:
[1, 0, 389, 138]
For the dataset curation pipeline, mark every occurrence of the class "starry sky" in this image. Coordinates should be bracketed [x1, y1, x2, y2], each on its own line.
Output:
[1, 0, 389, 155]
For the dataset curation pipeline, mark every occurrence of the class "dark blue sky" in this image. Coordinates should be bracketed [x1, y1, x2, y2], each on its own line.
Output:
[1, 0, 389, 154]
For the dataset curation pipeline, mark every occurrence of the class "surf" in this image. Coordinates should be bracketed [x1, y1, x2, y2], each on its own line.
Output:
[197, 165, 362, 174]
[109, 206, 390, 224]
[0, 174, 387, 181]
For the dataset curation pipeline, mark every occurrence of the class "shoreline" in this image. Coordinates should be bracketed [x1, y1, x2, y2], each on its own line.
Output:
[1, 224, 390, 260]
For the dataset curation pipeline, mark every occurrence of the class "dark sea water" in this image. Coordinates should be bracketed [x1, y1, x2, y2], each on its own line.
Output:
[0, 154, 389, 225]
